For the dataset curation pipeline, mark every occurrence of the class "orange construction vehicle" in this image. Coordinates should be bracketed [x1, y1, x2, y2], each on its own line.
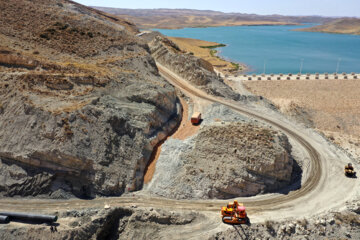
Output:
[221, 200, 250, 225]
[191, 112, 201, 125]
[345, 163, 356, 177]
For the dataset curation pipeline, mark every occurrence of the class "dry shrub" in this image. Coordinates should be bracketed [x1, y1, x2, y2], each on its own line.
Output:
[334, 213, 360, 226]
[297, 218, 308, 228]
[0, 54, 37, 69]
[265, 220, 275, 231]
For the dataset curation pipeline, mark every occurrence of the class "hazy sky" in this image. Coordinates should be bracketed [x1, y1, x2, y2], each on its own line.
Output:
[74, 0, 360, 17]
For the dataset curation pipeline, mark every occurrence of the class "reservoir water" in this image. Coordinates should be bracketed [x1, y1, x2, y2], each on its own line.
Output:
[155, 25, 360, 74]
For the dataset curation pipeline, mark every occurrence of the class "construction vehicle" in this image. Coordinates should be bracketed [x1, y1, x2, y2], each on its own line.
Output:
[221, 200, 249, 225]
[191, 112, 201, 125]
[345, 163, 356, 177]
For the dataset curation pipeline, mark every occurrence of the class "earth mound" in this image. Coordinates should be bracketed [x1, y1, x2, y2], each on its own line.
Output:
[147, 114, 294, 199]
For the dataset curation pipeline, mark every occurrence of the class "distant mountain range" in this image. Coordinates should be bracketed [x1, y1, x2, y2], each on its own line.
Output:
[93, 8, 336, 29]
[296, 18, 360, 35]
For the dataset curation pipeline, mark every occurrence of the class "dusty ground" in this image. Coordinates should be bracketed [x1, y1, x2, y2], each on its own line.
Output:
[171, 98, 201, 141]
[144, 97, 199, 184]
[168, 37, 245, 74]
[243, 79, 360, 160]
[153, 63, 360, 222]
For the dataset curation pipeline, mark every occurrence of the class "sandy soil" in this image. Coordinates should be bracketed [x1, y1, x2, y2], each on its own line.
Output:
[168, 37, 244, 74]
[243, 79, 360, 160]
[171, 98, 200, 140]
[143, 145, 163, 184]
[144, 97, 200, 184]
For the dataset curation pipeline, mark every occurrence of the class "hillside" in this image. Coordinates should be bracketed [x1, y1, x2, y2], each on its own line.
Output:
[296, 18, 360, 35]
[93, 8, 334, 29]
[167, 37, 244, 74]
[0, 0, 180, 198]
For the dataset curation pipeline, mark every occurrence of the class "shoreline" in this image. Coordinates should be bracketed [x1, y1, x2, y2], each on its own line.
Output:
[144, 22, 300, 30]
[167, 36, 248, 75]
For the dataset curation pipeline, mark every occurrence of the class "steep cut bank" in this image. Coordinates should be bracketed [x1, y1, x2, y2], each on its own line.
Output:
[0, 0, 180, 198]
[144, 33, 244, 101]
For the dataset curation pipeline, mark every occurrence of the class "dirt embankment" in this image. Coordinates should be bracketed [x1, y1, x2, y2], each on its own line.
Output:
[144, 33, 244, 102]
[0, 0, 181, 198]
[243, 79, 360, 159]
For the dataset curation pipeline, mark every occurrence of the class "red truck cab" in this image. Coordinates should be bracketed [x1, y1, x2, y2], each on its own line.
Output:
[191, 112, 201, 125]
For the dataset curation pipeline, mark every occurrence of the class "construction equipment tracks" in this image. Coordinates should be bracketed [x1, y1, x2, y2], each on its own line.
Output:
[156, 64, 321, 209]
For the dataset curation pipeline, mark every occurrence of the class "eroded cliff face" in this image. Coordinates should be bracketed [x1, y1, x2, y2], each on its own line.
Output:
[147, 35, 243, 101]
[0, 0, 180, 198]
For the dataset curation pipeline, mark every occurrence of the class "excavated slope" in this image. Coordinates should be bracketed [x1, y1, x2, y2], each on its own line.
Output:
[0, 0, 180, 198]
[147, 34, 245, 101]
[147, 107, 294, 199]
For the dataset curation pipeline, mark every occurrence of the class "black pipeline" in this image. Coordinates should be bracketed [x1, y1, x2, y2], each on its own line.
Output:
[0, 215, 10, 224]
[0, 212, 57, 223]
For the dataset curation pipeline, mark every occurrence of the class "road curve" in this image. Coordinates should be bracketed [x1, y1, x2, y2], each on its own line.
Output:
[0, 64, 357, 223]
[156, 64, 321, 208]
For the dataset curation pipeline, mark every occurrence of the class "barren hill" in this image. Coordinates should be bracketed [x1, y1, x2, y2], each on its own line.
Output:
[93, 8, 334, 29]
[0, 0, 180, 198]
[296, 18, 360, 35]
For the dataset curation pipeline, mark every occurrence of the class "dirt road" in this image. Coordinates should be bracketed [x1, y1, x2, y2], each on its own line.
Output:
[0, 64, 358, 229]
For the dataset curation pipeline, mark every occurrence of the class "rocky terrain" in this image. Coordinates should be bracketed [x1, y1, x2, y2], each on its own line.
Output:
[144, 33, 244, 101]
[1, 1, 359, 240]
[145, 103, 297, 199]
[0, 0, 181, 198]
[1, 201, 358, 240]
[0, 206, 201, 240]
[211, 205, 360, 240]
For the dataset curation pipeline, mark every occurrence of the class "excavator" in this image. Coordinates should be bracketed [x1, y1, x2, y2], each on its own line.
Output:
[345, 163, 356, 177]
[221, 200, 250, 225]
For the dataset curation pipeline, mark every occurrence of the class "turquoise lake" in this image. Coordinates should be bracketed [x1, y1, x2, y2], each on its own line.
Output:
[155, 25, 360, 74]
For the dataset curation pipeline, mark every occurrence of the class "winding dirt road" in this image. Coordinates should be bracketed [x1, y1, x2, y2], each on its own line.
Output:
[0, 64, 358, 226]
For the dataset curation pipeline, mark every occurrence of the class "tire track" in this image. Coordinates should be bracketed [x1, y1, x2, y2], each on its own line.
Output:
[156, 63, 321, 209]
[0, 64, 351, 219]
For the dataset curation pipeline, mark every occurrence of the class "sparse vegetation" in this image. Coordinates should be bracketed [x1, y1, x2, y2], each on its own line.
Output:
[231, 62, 240, 70]
[199, 44, 226, 49]
[297, 218, 308, 228]
[0, 53, 38, 69]
[94, 8, 321, 30]
[265, 220, 275, 234]
[296, 18, 360, 35]
[0, 101, 3, 114]
[168, 37, 246, 74]
[209, 49, 217, 57]
[334, 213, 360, 226]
